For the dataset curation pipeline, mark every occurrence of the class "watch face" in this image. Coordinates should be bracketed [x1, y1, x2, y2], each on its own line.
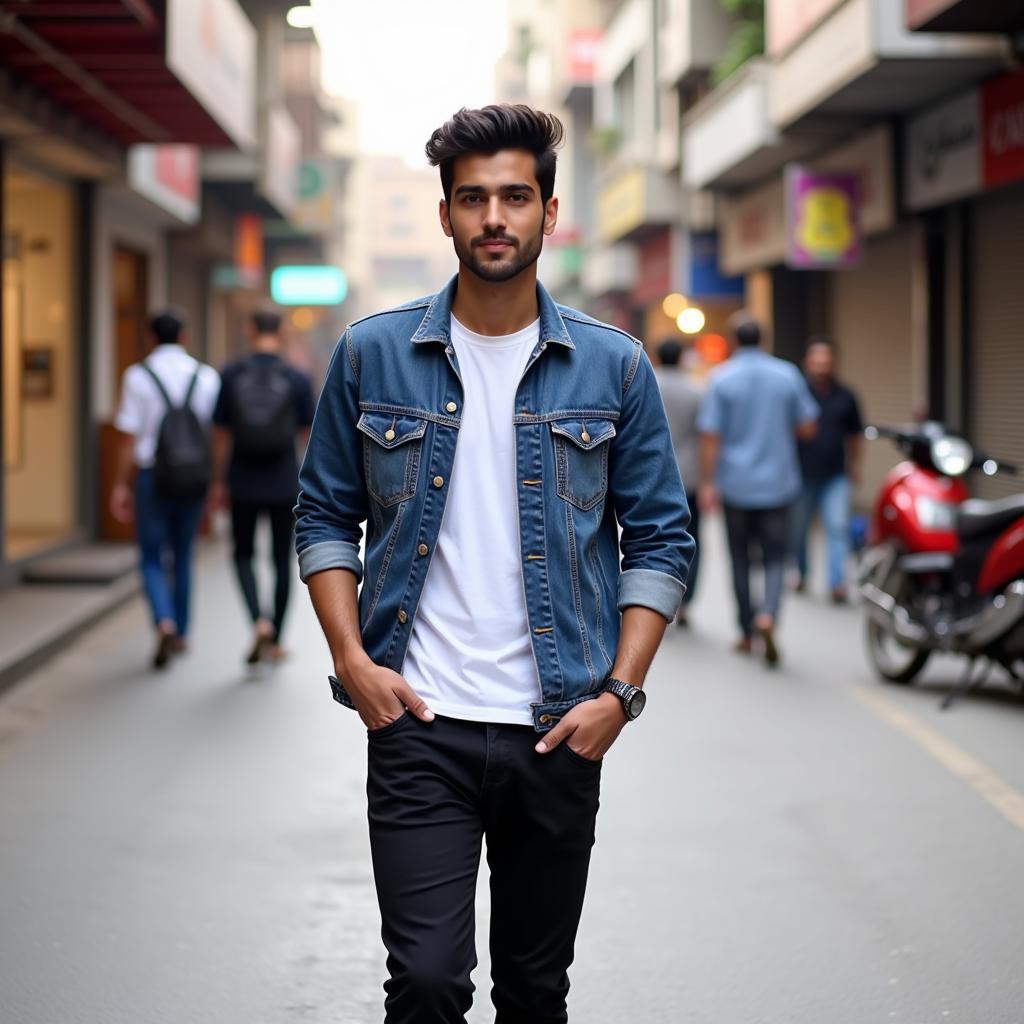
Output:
[628, 689, 646, 719]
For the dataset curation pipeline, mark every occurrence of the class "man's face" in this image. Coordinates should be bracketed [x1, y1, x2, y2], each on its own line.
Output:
[805, 343, 834, 382]
[439, 149, 558, 284]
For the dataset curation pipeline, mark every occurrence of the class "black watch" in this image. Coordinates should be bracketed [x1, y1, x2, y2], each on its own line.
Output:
[604, 677, 646, 721]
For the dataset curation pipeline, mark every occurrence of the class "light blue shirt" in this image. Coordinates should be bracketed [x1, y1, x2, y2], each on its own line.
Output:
[697, 348, 819, 509]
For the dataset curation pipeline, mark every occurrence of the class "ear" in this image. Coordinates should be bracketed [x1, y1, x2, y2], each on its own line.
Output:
[439, 198, 453, 238]
[543, 196, 559, 237]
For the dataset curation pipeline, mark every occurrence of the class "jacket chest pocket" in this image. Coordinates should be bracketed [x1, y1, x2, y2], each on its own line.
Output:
[357, 412, 428, 507]
[551, 418, 616, 512]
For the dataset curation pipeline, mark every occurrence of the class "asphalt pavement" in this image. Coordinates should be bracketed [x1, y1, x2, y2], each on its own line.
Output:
[2, 516, 1024, 1024]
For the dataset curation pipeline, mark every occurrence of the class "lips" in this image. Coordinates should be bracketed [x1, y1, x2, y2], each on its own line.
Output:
[478, 238, 515, 251]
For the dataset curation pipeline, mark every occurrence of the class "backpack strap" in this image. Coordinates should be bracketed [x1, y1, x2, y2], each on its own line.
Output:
[183, 365, 201, 408]
[141, 362, 174, 408]
[142, 362, 202, 411]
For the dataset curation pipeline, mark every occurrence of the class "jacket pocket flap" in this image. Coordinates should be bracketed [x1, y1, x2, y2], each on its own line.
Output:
[357, 412, 428, 449]
[550, 418, 617, 450]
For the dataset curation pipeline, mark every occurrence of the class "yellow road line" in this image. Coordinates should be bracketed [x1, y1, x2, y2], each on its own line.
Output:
[851, 685, 1024, 833]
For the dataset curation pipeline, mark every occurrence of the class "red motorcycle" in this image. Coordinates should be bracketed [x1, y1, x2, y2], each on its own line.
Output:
[859, 422, 1024, 707]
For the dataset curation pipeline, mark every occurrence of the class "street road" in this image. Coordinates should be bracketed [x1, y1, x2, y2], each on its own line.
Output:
[2, 518, 1024, 1023]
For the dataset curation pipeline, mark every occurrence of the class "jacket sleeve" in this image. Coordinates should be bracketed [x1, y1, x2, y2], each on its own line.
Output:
[294, 329, 367, 583]
[608, 345, 695, 621]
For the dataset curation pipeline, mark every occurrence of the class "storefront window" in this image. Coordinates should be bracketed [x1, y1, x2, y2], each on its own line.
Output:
[2, 164, 77, 560]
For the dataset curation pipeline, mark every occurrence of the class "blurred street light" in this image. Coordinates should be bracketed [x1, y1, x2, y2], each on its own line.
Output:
[662, 293, 689, 319]
[676, 307, 706, 335]
[287, 5, 315, 29]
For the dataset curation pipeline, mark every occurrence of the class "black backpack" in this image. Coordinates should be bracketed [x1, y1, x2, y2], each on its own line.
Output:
[143, 363, 212, 501]
[231, 358, 297, 457]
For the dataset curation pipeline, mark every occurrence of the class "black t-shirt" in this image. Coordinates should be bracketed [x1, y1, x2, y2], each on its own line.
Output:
[213, 353, 316, 505]
[798, 379, 863, 481]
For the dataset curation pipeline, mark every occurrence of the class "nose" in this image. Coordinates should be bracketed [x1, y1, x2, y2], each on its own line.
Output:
[483, 196, 506, 233]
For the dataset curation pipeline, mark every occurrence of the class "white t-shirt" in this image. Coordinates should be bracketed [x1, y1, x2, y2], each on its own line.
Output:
[114, 345, 221, 468]
[403, 316, 541, 726]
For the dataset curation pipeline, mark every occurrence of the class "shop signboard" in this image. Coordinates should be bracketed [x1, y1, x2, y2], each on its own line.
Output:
[905, 89, 981, 210]
[597, 168, 647, 243]
[982, 70, 1024, 191]
[567, 29, 602, 83]
[259, 104, 302, 217]
[127, 145, 201, 224]
[687, 232, 744, 299]
[270, 266, 348, 307]
[785, 166, 861, 269]
[166, 0, 257, 151]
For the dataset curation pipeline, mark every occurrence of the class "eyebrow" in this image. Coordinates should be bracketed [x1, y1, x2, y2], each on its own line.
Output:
[453, 183, 536, 197]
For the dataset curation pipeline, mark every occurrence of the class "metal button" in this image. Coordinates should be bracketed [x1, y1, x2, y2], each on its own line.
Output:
[446, 401, 458, 413]
[433, 475, 445, 488]
[417, 543, 429, 556]
[397, 609, 408, 624]
[581, 429, 591, 443]
[384, 429, 396, 441]
[539, 714, 551, 724]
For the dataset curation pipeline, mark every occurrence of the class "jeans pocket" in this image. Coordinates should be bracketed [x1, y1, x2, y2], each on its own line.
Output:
[551, 419, 616, 512]
[559, 740, 603, 769]
[367, 711, 413, 739]
[357, 411, 427, 507]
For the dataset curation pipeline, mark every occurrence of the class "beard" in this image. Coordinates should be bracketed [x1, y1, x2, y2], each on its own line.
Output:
[453, 223, 545, 283]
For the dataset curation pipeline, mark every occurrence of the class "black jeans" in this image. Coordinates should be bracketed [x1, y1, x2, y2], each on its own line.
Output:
[367, 714, 602, 1024]
[723, 503, 791, 637]
[229, 499, 295, 639]
[681, 490, 701, 606]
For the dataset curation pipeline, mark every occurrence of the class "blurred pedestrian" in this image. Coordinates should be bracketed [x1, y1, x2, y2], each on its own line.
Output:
[210, 307, 315, 665]
[654, 337, 704, 626]
[110, 309, 220, 668]
[793, 337, 864, 603]
[295, 104, 693, 1023]
[698, 313, 818, 665]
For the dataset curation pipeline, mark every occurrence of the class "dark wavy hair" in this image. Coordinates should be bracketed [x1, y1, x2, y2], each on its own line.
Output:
[425, 104, 564, 205]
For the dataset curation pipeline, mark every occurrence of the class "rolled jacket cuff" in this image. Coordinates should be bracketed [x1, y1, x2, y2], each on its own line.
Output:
[298, 540, 364, 584]
[617, 568, 685, 622]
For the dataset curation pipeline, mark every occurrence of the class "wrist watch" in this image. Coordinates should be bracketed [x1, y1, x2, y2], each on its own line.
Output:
[604, 677, 647, 721]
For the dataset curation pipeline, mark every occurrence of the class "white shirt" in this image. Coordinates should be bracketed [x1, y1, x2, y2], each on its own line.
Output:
[403, 316, 541, 726]
[114, 344, 221, 468]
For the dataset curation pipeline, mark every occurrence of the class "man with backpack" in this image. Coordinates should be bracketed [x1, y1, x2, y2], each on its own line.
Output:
[111, 309, 221, 668]
[211, 307, 315, 665]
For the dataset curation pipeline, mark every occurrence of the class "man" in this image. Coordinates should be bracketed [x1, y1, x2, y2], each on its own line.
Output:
[653, 338, 704, 626]
[697, 314, 818, 665]
[793, 337, 864, 603]
[295, 105, 692, 1024]
[110, 309, 220, 668]
[211, 307, 315, 664]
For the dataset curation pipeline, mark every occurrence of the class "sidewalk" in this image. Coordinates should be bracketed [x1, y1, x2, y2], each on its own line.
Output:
[3, 517, 1024, 1023]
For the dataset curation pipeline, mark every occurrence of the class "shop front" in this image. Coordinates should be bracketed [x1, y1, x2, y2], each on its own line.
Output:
[2, 160, 80, 563]
[905, 69, 1024, 499]
[719, 125, 918, 503]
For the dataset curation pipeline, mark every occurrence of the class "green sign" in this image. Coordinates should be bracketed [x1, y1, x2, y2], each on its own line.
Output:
[270, 265, 348, 306]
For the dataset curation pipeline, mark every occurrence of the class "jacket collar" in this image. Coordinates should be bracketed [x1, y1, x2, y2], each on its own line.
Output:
[411, 274, 575, 350]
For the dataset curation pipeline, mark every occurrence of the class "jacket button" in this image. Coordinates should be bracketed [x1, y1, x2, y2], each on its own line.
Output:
[384, 429, 396, 441]
[417, 543, 429, 556]
[446, 401, 458, 413]
[433, 475, 445, 488]
[539, 714, 551, 724]
[397, 609, 408, 624]
[581, 429, 591, 443]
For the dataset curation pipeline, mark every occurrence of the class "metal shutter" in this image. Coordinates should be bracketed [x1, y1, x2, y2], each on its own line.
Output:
[829, 227, 916, 506]
[971, 191, 1024, 500]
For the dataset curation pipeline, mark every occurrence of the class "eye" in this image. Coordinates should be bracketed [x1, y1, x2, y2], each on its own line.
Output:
[507, 193, 528, 203]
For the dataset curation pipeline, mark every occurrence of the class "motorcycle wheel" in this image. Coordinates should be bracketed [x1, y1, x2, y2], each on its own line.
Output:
[866, 617, 930, 684]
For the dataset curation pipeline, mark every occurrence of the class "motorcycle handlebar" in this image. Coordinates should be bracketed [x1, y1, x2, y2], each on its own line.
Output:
[865, 424, 1020, 476]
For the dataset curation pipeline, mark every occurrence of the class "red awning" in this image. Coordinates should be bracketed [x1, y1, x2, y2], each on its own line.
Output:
[0, 1, 240, 147]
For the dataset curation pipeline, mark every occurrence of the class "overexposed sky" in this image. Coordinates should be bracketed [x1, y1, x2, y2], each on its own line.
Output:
[311, 0, 509, 165]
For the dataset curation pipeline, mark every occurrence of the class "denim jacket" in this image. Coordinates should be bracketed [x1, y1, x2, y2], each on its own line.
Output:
[295, 276, 693, 731]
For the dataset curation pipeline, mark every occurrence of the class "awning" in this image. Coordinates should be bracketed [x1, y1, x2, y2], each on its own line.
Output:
[0, 1, 254, 149]
[907, 0, 1023, 34]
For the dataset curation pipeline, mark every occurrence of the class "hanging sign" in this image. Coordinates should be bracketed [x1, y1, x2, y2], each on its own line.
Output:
[785, 165, 860, 269]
